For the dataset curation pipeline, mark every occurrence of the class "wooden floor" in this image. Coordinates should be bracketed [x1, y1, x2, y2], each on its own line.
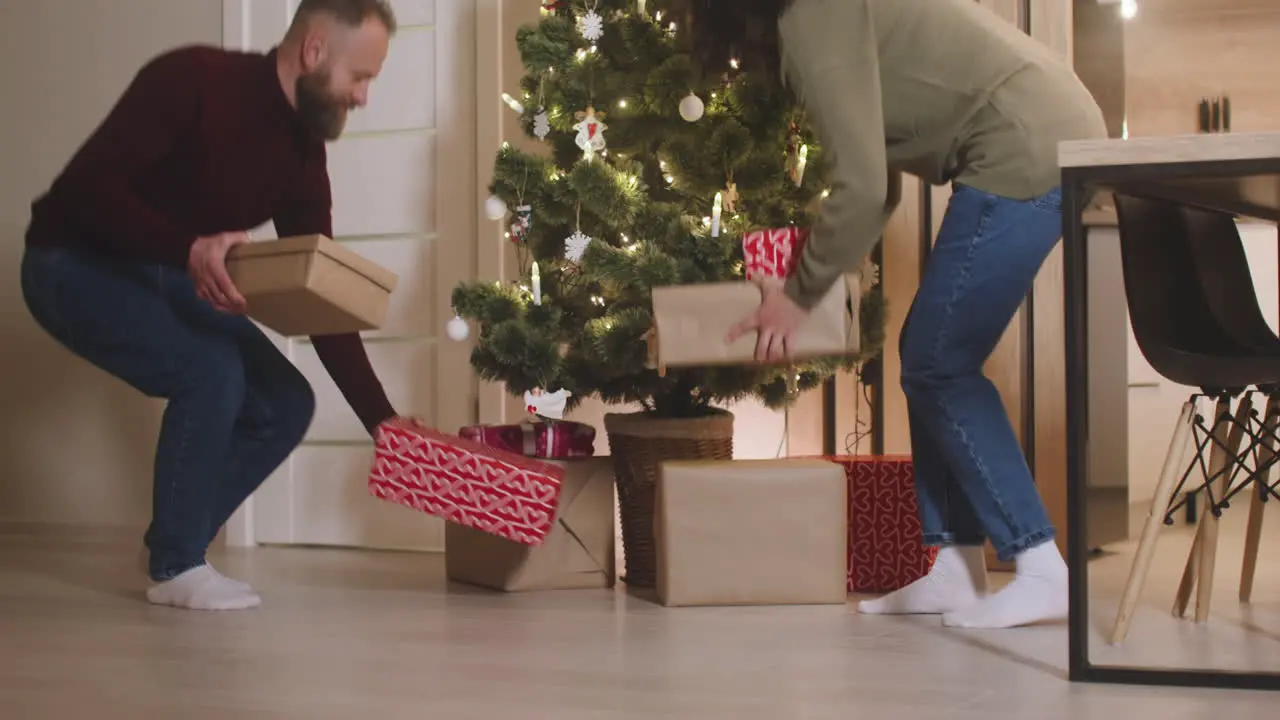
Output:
[1, 519, 1278, 719]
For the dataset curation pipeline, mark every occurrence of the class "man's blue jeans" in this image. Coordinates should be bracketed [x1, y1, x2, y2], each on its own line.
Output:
[21, 245, 315, 581]
[900, 183, 1061, 562]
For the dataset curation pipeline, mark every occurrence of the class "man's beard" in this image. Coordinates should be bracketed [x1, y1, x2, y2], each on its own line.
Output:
[295, 69, 348, 141]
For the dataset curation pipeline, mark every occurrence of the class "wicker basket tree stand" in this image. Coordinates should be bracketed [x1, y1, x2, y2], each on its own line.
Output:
[604, 409, 734, 588]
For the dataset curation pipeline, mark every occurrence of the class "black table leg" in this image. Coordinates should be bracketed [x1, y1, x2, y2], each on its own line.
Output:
[1061, 172, 1091, 684]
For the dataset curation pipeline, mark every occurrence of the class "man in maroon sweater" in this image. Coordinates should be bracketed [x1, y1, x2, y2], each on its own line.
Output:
[20, 0, 401, 610]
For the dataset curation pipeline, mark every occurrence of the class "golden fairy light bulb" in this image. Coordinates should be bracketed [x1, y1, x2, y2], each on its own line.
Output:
[576, 49, 587, 61]
[617, 99, 628, 109]
[730, 58, 740, 69]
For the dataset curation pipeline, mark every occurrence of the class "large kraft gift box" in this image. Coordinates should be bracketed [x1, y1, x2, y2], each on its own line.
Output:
[823, 456, 939, 593]
[368, 419, 565, 546]
[226, 234, 398, 337]
[655, 459, 847, 607]
[649, 273, 860, 370]
[446, 456, 616, 592]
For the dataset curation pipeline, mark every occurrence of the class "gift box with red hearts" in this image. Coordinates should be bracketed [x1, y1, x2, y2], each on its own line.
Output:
[368, 419, 565, 546]
[811, 455, 939, 593]
[742, 226, 809, 280]
[458, 420, 596, 459]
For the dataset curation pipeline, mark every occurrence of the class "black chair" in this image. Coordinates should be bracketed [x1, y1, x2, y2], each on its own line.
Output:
[1182, 205, 1280, 605]
[1109, 193, 1280, 643]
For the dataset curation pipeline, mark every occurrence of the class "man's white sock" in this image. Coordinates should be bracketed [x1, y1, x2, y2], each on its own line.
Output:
[138, 546, 253, 592]
[858, 545, 989, 615]
[145, 565, 261, 611]
[942, 540, 1068, 629]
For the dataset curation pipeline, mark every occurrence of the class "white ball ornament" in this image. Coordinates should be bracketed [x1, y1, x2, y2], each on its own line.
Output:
[446, 315, 470, 342]
[484, 195, 508, 220]
[678, 93, 705, 122]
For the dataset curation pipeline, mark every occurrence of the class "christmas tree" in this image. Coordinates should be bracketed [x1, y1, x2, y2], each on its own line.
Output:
[450, 0, 886, 419]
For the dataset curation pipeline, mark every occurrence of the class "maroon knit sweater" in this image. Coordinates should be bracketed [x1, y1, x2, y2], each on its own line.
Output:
[25, 45, 396, 433]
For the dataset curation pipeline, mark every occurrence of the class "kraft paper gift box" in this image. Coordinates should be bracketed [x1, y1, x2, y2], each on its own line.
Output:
[655, 459, 848, 607]
[368, 419, 565, 546]
[446, 457, 616, 592]
[226, 233, 398, 337]
[648, 273, 860, 371]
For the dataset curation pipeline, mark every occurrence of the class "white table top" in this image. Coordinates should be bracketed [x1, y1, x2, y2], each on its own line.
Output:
[1059, 132, 1280, 222]
[1059, 132, 1280, 169]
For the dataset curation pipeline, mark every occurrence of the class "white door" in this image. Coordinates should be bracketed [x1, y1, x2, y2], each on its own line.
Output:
[221, 0, 477, 551]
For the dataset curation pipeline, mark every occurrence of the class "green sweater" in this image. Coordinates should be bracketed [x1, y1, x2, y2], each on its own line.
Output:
[778, 0, 1107, 309]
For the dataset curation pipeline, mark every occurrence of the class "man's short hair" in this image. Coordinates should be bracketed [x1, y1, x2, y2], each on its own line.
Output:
[290, 0, 397, 34]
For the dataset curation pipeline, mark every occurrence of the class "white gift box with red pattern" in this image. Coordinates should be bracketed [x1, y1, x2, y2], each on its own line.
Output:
[742, 226, 809, 280]
[368, 419, 566, 546]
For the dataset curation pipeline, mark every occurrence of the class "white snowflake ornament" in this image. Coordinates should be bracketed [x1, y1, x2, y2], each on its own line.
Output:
[578, 5, 604, 42]
[533, 109, 551, 140]
[564, 230, 593, 263]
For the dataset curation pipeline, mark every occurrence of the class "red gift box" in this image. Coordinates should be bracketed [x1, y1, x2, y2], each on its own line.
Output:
[458, 420, 595, 459]
[743, 226, 809, 280]
[823, 455, 939, 593]
[368, 419, 566, 546]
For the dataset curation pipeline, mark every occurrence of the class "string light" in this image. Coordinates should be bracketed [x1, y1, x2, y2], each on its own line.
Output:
[591, 295, 606, 306]
[617, 99, 628, 109]
[729, 57, 740, 70]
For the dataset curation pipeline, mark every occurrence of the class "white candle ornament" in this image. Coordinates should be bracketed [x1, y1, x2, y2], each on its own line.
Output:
[711, 191, 723, 238]
[531, 261, 542, 305]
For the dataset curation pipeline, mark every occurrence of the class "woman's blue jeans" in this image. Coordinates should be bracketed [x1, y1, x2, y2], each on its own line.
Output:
[900, 183, 1062, 562]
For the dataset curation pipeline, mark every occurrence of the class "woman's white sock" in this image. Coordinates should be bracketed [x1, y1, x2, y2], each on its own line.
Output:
[942, 540, 1068, 629]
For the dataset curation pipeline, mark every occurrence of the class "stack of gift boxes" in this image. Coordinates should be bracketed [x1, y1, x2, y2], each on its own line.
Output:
[366, 226, 936, 605]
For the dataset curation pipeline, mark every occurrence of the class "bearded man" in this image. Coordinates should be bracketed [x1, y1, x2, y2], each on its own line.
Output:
[20, 0, 401, 611]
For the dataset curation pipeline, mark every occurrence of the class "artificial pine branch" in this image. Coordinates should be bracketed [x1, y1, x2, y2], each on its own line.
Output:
[454, 0, 887, 419]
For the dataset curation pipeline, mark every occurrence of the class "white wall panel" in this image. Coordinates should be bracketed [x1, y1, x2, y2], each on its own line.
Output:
[288, 446, 445, 550]
[329, 133, 437, 237]
[338, 237, 438, 338]
[345, 27, 437, 134]
[295, 339, 436, 441]
[391, 0, 436, 26]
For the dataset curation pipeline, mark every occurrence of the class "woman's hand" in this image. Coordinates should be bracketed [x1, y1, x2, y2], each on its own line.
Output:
[726, 280, 810, 363]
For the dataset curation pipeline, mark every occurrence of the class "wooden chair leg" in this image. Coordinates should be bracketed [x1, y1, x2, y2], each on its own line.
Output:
[1194, 392, 1253, 622]
[1172, 395, 1243, 618]
[1173, 509, 1203, 618]
[1239, 396, 1276, 603]
[1110, 400, 1196, 645]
